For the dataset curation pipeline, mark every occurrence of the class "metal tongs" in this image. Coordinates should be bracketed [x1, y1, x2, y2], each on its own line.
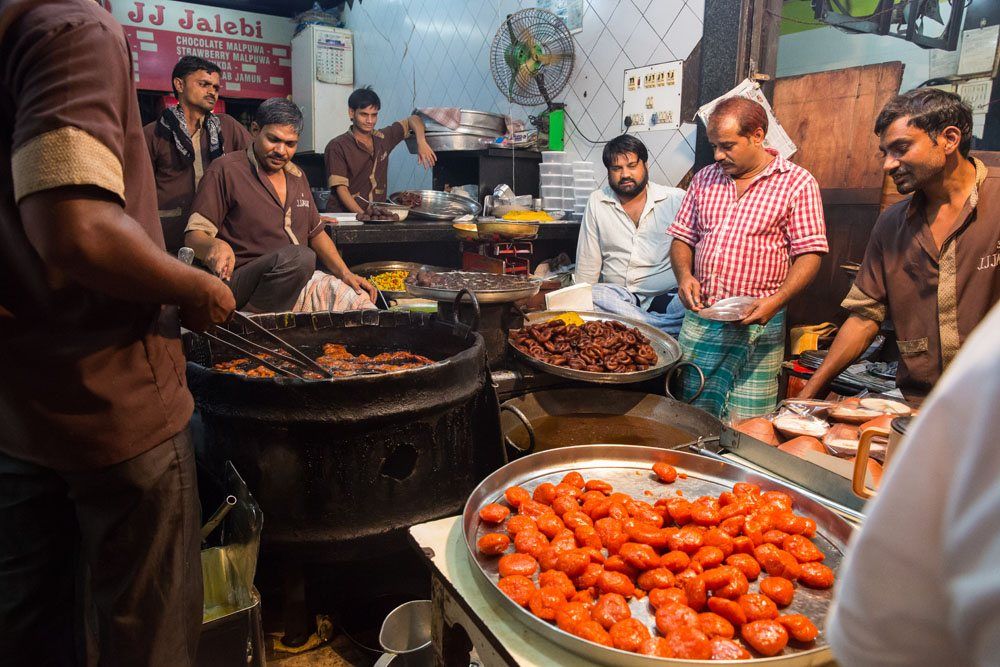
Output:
[178, 247, 333, 379]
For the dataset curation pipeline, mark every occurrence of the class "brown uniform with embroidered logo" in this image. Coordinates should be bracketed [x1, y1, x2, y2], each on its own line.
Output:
[323, 120, 410, 211]
[0, 1, 202, 664]
[843, 156, 1000, 399]
[187, 147, 325, 311]
[143, 112, 250, 253]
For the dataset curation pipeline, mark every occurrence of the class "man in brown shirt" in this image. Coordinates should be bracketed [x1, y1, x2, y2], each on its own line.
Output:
[0, 1, 234, 665]
[187, 97, 377, 311]
[144, 55, 251, 252]
[801, 89, 1000, 400]
[324, 87, 437, 213]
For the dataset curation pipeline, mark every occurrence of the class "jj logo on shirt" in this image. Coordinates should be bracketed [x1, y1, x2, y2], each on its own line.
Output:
[295, 199, 311, 208]
[977, 240, 1000, 271]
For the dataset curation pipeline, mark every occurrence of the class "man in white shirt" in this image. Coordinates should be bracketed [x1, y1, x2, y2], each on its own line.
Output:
[827, 300, 1000, 666]
[574, 135, 686, 336]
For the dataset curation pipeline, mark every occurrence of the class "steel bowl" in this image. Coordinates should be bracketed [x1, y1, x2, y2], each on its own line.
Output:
[390, 190, 481, 220]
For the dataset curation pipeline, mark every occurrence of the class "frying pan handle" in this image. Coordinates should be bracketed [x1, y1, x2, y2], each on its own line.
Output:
[451, 288, 481, 333]
[500, 405, 535, 459]
[852, 426, 889, 499]
[665, 361, 705, 403]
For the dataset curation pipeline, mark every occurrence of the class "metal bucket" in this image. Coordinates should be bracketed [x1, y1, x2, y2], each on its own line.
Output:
[375, 600, 434, 667]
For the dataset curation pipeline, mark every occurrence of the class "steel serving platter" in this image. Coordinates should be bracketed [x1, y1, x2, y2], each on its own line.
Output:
[463, 445, 852, 666]
[389, 189, 481, 220]
[405, 271, 542, 304]
[509, 311, 683, 384]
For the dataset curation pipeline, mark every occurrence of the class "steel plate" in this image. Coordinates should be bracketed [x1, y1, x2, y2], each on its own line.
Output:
[405, 133, 496, 154]
[475, 220, 540, 240]
[405, 271, 541, 304]
[463, 445, 851, 666]
[510, 311, 682, 384]
[390, 190, 481, 220]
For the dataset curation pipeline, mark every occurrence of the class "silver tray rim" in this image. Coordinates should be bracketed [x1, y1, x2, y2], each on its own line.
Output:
[509, 310, 682, 384]
[462, 444, 851, 666]
[389, 189, 482, 220]
[405, 271, 542, 304]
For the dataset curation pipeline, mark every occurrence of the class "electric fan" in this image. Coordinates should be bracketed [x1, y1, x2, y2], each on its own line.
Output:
[489, 8, 575, 150]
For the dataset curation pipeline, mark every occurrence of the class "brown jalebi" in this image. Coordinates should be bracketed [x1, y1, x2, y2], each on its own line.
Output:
[510, 320, 657, 373]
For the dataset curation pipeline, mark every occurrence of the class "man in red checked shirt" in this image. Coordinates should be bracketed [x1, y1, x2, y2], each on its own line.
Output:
[668, 97, 828, 420]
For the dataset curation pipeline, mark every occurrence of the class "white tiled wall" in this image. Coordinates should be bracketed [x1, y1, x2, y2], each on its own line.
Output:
[344, 0, 704, 194]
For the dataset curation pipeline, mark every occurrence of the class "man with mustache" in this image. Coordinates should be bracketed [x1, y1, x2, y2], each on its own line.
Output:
[325, 86, 436, 213]
[574, 134, 686, 335]
[799, 89, 999, 401]
[144, 56, 251, 253]
[668, 97, 828, 419]
[185, 98, 377, 312]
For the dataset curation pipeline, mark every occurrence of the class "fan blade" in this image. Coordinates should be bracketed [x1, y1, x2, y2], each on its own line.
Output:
[536, 51, 571, 66]
[518, 25, 536, 50]
[504, 14, 518, 45]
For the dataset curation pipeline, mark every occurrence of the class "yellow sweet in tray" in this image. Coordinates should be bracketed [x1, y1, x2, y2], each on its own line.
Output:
[547, 311, 585, 327]
[502, 210, 554, 222]
[371, 270, 409, 292]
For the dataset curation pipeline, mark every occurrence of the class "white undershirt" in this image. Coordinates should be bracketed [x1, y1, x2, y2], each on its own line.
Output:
[827, 301, 1000, 667]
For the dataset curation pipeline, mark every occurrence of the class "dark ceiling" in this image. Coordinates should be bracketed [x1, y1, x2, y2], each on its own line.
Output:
[180, 0, 356, 19]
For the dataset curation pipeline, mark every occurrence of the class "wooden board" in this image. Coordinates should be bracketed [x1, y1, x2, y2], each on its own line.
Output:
[772, 62, 904, 190]
[771, 63, 904, 330]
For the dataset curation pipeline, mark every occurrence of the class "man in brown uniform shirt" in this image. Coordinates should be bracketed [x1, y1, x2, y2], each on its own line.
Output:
[187, 97, 377, 311]
[144, 55, 251, 252]
[324, 87, 436, 213]
[0, 1, 234, 665]
[801, 89, 1000, 401]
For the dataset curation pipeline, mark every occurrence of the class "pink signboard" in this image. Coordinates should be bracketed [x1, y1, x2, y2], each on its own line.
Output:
[101, 1, 294, 99]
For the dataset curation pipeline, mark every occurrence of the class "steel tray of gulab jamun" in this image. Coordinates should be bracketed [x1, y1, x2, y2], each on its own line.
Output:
[463, 444, 852, 665]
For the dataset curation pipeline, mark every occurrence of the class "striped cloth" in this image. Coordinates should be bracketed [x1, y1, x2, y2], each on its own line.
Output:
[677, 309, 786, 421]
[292, 271, 377, 313]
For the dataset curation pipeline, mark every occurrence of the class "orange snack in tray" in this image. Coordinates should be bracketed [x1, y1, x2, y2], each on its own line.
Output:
[741, 619, 789, 656]
[664, 625, 713, 660]
[504, 485, 530, 507]
[710, 636, 752, 659]
[538, 570, 575, 600]
[779, 613, 820, 642]
[528, 586, 565, 621]
[653, 461, 678, 483]
[497, 575, 535, 607]
[610, 618, 652, 652]
[498, 553, 538, 577]
[707, 596, 747, 626]
[697, 612, 736, 639]
[505, 514, 537, 537]
[798, 561, 836, 589]
[555, 602, 591, 633]
[759, 576, 795, 607]
[477, 533, 510, 555]
[592, 593, 631, 630]
[481, 467, 834, 658]
[479, 503, 510, 524]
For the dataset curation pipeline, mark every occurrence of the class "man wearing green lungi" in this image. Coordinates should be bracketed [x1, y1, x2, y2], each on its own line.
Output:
[667, 97, 828, 420]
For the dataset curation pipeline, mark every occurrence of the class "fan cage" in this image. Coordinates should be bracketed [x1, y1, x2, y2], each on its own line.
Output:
[490, 8, 575, 107]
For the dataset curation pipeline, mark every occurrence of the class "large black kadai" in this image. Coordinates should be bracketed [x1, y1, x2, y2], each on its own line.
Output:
[185, 309, 504, 562]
